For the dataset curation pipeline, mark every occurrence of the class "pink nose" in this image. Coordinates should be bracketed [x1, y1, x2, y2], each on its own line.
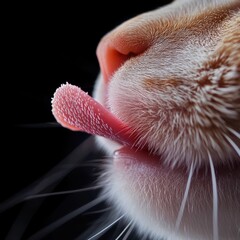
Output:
[96, 24, 152, 82]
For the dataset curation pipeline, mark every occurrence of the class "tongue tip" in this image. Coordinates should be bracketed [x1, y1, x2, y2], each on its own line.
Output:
[51, 82, 77, 108]
[51, 82, 84, 131]
[51, 82, 138, 147]
[51, 82, 84, 100]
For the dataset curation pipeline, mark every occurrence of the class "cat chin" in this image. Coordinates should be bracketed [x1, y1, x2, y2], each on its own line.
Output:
[98, 142, 240, 240]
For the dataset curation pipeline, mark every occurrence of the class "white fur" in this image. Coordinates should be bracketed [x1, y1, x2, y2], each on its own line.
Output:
[93, 0, 240, 239]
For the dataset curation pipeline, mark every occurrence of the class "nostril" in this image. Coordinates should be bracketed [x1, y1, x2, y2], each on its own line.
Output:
[96, 40, 132, 83]
[96, 32, 150, 83]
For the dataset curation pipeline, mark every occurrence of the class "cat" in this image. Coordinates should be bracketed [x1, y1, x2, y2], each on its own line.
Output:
[3, 0, 240, 239]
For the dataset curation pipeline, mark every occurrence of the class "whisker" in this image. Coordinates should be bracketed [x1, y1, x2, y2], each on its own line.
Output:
[0, 136, 96, 213]
[74, 213, 113, 240]
[115, 220, 133, 240]
[24, 185, 102, 200]
[122, 223, 135, 240]
[175, 162, 194, 231]
[87, 214, 126, 240]
[16, 122, 61, 128]
[208, 151, 219, 240]
[0, 171, 63, 213]
[56, 158, 109, 169]
[84, 207, 112, 216]
[224, 134, 240, 157]
[28, 196, 105, 240]
[227, 127, 240, 139]
[5, 178, 64, 240]
[5, 201, 47, 240]
[61, 162, 106, 168]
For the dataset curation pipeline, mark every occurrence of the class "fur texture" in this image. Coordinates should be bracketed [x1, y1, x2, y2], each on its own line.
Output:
[93, 0, 240, 239]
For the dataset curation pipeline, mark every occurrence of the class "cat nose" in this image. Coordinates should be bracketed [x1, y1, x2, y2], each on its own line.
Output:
[96, 20, 152, 82]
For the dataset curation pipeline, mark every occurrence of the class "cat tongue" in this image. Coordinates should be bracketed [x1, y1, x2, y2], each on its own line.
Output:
[52, 83, 135, 147]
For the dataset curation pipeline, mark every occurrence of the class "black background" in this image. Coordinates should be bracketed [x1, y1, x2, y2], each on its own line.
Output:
[3, 1, 171, 239]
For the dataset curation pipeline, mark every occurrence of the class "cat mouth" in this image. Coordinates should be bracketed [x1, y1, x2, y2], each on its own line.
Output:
[51, 82, 169, 166]
[51, 83, 145, 150]
[51, 82, 240, 174]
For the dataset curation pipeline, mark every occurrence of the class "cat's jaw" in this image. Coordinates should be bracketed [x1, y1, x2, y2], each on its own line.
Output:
[105, 148, 240, 240]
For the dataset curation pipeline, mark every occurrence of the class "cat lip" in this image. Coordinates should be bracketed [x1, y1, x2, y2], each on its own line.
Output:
[113, 144, 240, 178]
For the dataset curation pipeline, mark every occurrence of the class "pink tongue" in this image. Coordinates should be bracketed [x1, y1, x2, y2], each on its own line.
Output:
[52, 83, 135, 147]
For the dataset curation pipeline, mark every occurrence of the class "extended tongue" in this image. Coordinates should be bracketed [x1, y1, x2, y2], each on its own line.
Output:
[51, 83, 136, 147]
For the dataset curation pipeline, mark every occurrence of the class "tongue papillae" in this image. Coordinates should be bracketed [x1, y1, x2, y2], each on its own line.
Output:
[51, 83, 136, 147]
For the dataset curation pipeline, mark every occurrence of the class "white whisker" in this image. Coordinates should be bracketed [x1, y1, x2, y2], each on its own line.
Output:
[227, 127, 240, 139]
[60, 162, 105, 168]
[0, 136, 96, 214]
[224, 134, 240, 157]
[24, 186, 101, 200]
[87, 214, 125, 240]
[115, 220, 133, 240]
[84, 207, 112, 216]
[28, 196, 105, 240]
[208, 151, 219, 240]
[122, 223, 135, 240]
[175, 163, 194, 231]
